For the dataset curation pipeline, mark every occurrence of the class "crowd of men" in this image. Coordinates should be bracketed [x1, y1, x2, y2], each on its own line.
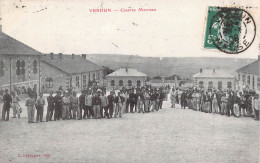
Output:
[170, 88, 260, 120]
[0, 86, 170, 123]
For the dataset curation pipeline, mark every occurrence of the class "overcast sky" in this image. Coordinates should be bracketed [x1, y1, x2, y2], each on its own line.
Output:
[1, 0, 260, 59]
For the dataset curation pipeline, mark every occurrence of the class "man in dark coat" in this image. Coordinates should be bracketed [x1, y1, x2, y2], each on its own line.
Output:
[78, 90, 86, 120]
[129, 89, 136, 113]
[54, 91, 63, 120]
[181, 91, 187, 109]
[107, 91, 115, 118]
[2, 89, 12, 121]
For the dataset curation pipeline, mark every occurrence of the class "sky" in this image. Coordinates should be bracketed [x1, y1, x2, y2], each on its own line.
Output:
[1, 0, 260, 59]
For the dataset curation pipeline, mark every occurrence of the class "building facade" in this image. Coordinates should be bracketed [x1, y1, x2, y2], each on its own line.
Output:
[193, 69, 235, 91]
[41, 53, 105, 93]
[236, 55, 260, 94]
[106, 68, 147, 90]
[0, 31, 42, 95]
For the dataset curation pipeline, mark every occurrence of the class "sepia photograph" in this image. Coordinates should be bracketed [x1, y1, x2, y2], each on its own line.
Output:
[0, 0, 259, 162]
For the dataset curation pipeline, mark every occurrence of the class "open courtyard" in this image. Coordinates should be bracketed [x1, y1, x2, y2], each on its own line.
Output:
[0, 99, 259, 163]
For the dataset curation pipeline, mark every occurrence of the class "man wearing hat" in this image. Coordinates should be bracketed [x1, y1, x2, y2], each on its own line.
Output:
[2, 89, 12, 121]
[107, 91, 115, 118]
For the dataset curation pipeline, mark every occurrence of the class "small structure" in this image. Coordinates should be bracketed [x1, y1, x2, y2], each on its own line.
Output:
[106, 68, 147, 90]
[192, 69, 235, 91]
[236, 55, 260, 94]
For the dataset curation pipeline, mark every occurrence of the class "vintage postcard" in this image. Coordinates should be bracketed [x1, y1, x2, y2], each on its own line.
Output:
[0, 0, 259, 162]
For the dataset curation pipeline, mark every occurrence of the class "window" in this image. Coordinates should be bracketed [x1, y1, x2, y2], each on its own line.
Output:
[97, 73, 100, 80]
[70, 77, 72, 88]
[45, 77, 53, 88]
[242, 74, 245, 83]
[16, 60, 21, 75]
[119, 80, 123, 86]
[76, 76, 80, 88]
[199, 81, 204, 89]
[208, 81, 213, 89]
[83, 75, 87, 87]
[0, 60, 4, 77]
[227, 81, 232, 89]
[33, 60, 37, 74]
[257, 77, 260, 91]
[252, 76, 255, 89]
[128, 80, 132, 86]
[137, 80, 141, 87]
[247, 75, 250, 85]
[92, 73, 96, 80]
[111, 80, 115, 86]
[218, 81, 222, 90]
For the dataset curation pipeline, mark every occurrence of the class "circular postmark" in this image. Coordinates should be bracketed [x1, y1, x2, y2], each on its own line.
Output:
[209, 7, 256, 54]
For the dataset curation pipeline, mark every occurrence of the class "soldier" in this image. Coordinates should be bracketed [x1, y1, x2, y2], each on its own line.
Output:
[170, 88, 176, 108]
[144, 90, 150, 112]
[107, 91, 115, 118]
[25, 93, 36, 123]
[129, 89, 136, 113]
[211, 90, 219, 113]
[2, 89, 12, 121]
[54, 91, 63, 120]
[233, 92, 241, 118]
[36, 93, 45, 122]
[46, 91, 55, 122]
[11, 91, 21, 118]
[78, 90, 86, 120]
[70, 91, 79, 120]
[100, 91, 108, 118]
[84, 91, 94, 119]
[114, 92, 125, 118]
[158, 89, 165, 109]
[62, 92, 70, 120]
[136, 90, 144, 113]
[92, 92, 101, 119]
[254, 94, 260, 121]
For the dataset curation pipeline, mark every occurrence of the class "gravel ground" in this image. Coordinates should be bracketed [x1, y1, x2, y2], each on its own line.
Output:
[0, 98, 259, 163]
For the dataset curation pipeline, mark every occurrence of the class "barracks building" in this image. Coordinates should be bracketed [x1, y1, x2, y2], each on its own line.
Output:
[0, 28, 106, 94]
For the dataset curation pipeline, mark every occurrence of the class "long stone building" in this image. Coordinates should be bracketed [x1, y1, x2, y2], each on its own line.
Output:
[106, 68, 147, 90]
[41, 53, 105, 93]
[0, 29, 107, 94]
[193, 69, 235, 91]
[0, 31, 42, 95]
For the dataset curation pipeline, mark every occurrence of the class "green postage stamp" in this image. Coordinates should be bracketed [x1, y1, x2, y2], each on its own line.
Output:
[204, 6, 256, 54]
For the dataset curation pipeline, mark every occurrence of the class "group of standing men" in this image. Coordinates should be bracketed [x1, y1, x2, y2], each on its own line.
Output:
[170, 88, 260, 120]
[44, 86, 169, 121]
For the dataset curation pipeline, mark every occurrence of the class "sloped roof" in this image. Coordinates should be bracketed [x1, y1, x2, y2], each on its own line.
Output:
[236, 60, 259, 75]
[42, 54, 104, 75]
[193, 69, 234, 78]
[0, 32, 41, 55]
[107, 68, 147, 77]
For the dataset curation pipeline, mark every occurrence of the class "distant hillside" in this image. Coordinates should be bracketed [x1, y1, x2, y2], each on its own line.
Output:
[86, 54, 256, 78]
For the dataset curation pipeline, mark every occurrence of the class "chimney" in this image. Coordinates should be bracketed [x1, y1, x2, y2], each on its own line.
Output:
[50, 53, 54, 59]
[200, 69, 202, 73]
[72, 53, 75, 59]
[59, 53, 62, 59]
[81, 54, 86, 59]
[213, 69, 215, 73]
